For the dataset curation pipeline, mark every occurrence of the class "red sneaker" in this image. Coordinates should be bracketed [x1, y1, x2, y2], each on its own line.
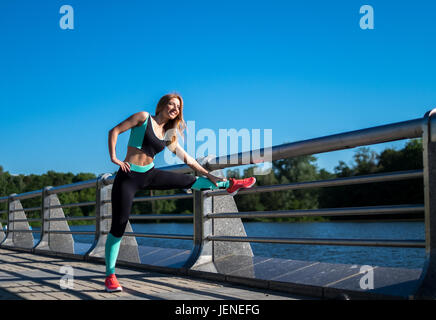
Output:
[226, 177, 256, 196]
[105, 274, 123, 292]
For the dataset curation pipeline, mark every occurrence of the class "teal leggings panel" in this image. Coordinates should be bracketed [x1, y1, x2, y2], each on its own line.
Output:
[190, 176, 230, 190]
[105, 233, 122, 276]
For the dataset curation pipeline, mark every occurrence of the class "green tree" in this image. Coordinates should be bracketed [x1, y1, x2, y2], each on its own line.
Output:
[318, 139, 423, 220]
[233, 155, 322, 222]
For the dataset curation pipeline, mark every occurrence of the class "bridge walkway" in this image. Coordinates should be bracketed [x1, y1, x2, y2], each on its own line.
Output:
[0, 248, 310, 300]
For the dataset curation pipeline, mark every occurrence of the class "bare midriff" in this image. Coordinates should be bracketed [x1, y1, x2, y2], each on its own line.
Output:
[124, 146, 154, 166]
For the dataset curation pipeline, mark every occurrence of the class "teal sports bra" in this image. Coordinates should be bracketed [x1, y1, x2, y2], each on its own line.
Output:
[127, 113, 166, 158]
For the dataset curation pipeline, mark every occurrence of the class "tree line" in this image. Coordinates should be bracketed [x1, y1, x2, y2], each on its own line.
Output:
[0, 139, 423, 226]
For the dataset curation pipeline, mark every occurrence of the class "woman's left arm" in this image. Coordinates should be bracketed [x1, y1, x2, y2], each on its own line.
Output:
[169, 141, 227, 185]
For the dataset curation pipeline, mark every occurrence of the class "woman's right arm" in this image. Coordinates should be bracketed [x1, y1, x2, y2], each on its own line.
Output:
[108, 111, 148, 172]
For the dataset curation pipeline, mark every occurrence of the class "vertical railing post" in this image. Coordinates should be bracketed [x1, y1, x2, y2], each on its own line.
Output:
[34, 186, 52, 251]
[182, 158, 214, 270]
[2, 194, 15, 247]
[415, 110, 436, 299]
[0, 195, 11, 246]
[93, 174, 104, 248]
[182, 188, 213, 269]
[0, 199, 5, 244]
[85, 173, 111, 259]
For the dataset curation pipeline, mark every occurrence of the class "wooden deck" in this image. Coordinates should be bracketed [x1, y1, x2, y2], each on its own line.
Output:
[0, 248, 309, 300]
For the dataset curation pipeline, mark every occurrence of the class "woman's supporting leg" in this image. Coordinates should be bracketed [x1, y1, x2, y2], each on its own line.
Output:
[105, 232, 122, 276]
[106, 169, 142, 278]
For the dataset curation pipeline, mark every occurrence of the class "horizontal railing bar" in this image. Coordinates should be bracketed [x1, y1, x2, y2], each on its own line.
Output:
[45, 201, 96, 210]
[129, 214, 193, 220]
[206, 118, 425, 172]
[46, 179, 98, 195]
[99, 193, 194, 205]
[9, 190, 43, 201]
[207, 236, 425, 248]
[10, 206, 41, 213]
[8, 202, 96, 212]
[133, 193, 193, 202]
[44, 230, 95, 235]
[0, 210, 7, 214]
[9, 218, 40, 223]
[45, 216, 96, 222]
[0, 196, 8, 203]
[6, 229, 41, 233]
[206, 204, 424, 219]
[103, 231, 193, 240]
[206, 170, 424, 197]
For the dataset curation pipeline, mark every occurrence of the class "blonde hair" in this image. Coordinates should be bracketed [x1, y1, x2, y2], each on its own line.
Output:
[155, 92, 186, 149]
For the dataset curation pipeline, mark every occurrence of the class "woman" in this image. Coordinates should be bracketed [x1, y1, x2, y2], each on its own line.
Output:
[105, 93, 256, 292]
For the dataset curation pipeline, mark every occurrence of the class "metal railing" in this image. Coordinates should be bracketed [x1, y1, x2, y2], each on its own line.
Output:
[0, 110, 435, 299]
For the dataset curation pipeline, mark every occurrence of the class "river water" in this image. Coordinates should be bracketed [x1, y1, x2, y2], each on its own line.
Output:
[59, 220, 426, 270]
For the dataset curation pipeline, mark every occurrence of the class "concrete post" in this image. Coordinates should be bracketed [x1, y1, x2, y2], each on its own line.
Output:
[34, 186, 74, 254]
[211, 192, 254, 259]
[1, 194, 34, 249]
[415, 110, 436, 299]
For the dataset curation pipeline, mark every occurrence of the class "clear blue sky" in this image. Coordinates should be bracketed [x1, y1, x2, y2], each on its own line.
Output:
[1, 0, 435, 177]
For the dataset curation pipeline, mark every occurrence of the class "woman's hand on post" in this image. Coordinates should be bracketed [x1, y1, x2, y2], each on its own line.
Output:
[111, 157, 131, 173]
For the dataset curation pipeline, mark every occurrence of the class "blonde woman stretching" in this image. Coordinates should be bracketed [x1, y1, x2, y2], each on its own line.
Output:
[105, 93, 256, 292]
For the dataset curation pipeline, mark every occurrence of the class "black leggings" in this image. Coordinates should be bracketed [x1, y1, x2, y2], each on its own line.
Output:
[110, 167, 197, 237]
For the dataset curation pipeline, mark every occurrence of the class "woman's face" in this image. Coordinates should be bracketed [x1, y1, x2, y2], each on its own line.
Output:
[166, 98, 181, 119]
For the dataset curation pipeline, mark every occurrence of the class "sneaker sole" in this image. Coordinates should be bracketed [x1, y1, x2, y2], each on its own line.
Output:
[227, 178, 256, 197]
[105, 286, 123, 293]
